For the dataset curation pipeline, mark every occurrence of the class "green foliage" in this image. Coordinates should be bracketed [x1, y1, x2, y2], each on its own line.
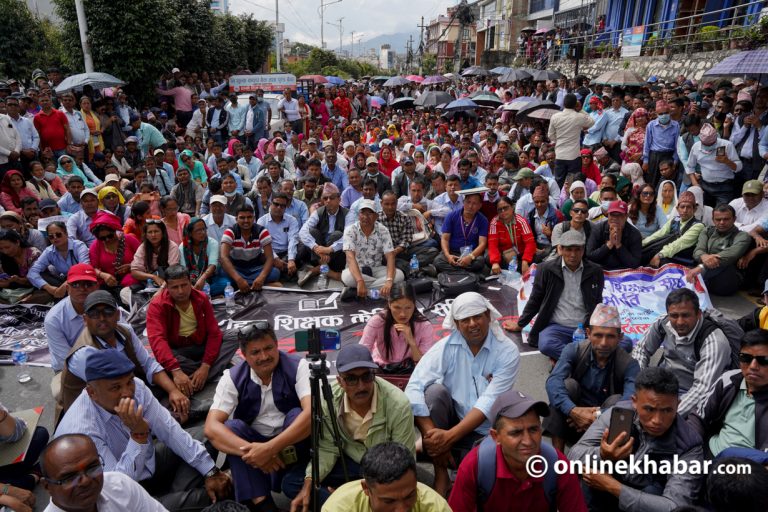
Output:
[289, 42, 315, 57]
[0, 0, 66, 80]
[422, 53, 437, 75]
[697, 25, 719, 42]
[284, 46, 382, 79]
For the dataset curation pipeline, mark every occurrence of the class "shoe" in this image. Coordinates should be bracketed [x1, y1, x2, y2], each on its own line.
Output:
[424, 264, 438, 277]
[297, 271, 314, 287]
[340, 286, 357, 302]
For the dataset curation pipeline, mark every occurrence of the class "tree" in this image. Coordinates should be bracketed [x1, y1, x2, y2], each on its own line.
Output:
[55, 0, 181, 101]
[0, 0, 66, 80]
[422, 53, 437, 75]
[241, 15, 274, 72]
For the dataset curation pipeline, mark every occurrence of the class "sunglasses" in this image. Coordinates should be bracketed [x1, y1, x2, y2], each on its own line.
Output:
[341, 370, 375, 386]
[571, 208, 588, 214]
[738, 352, 768, 366]
[47, 231, 65, 239]
[237, 321, 272, 341]
[641, 191, 654, 197]
[497, 206, 512, 212]
[62, 160, 72, 165]
[97, 232, 116, 242]
[85, 305, 117, 319]
[69, 281, 98, 289]
[272, 202, 287, 208]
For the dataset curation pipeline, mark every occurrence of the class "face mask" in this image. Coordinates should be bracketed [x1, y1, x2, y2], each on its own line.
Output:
[224, 191, 236, 197]
[523, 128, 534, 137]
[657, 114, 670, 125]
[601, 200, 611, 211]
[701, 143, 715, 152]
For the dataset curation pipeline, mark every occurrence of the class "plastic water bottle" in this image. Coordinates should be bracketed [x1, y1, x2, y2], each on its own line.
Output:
[409, 254, 419, 277]
[508, 258, 518, 274]
[224, 284, 235, 314]
[12, 343, 30, 384]
[203, 282, 211, 297]
[572, 323, 586, 345]
[318, 264, 329, 290]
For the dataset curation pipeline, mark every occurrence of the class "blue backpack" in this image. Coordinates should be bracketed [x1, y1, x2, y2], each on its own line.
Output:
[476, 436, 559, 511]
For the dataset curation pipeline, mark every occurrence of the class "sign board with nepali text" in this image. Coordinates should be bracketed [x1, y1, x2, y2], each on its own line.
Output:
[229, 73, 297, 93]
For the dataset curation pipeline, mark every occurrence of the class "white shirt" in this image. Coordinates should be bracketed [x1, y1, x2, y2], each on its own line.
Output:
[211, 359, 310, 437]
[729, 197, 768, 233]
[44, 472, 168, 512]
[547, 108, 595, 161]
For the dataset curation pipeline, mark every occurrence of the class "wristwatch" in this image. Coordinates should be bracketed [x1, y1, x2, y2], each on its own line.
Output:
[204, 466, 221, 479]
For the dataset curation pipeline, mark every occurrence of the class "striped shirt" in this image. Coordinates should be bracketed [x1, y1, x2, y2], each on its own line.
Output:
[55, 378, 215, 481]
[221, 224, 272, 266]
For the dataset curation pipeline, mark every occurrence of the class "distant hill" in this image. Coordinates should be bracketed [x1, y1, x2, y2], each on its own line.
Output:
[345, 31, 420, 55]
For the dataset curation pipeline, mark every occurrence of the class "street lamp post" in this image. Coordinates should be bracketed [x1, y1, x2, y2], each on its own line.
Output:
[319, 0, 343, 49]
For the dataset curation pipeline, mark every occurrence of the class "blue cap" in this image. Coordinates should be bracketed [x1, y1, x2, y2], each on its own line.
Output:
[647, 75, 658, 83]
[85, 349, 135, 382]
[335, 344, 378, 373]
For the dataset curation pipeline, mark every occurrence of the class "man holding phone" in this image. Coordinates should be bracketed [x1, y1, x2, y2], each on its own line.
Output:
[570, 367, 704, 511]
[205, 321, 311, 512]
[686, 123, 742, 206]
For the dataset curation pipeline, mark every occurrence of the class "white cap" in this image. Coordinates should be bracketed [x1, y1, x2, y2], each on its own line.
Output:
[171, 67, 180, 73]
[210, 195, 227, 205]
[357, 199, 378, 212]
[343, 141, 355, 149]
[80, 188, 98, 199]
[104, 174, 120, 184]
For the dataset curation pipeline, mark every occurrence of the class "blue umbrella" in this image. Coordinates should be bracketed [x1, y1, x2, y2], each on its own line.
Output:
[444, 98, 479, 111]
[371, 96, 387, 105]
[325, 76, 346, 86]
[704, 49, 768, 76]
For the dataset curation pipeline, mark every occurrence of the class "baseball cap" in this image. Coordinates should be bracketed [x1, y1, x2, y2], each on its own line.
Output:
[85, 350, 135, 382]
[402, 157, 415, 165]
[104, 174, 120, 184]
[743, 180, 762, 196]
[489, 389, 549, 424]
[308, 138, 318, 144]
[67, 263, 98, 284]
[171, 67, 180, 73]
[153, 149, 165, 156]
[607, 200, 628, 215]
[80, 188, 98, 199]
[335, 344, 379, 373]
[560, 230, 586, 247]
[366, 156, 378, 166]
[39, 199, 58, 211]
[357, 199, 378, 213]
[513, 169, 535, 181]
[210, 195, 227, 205]
[84, 290, 118, 312]
[732, 77, 745, 86]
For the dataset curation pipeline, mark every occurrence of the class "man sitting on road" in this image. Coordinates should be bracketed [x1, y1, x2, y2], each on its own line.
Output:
[41, 434, 167, 512]
[570, 367, 704, 511]
[545, 304, 640, 452]
[220, 204, 280, 293]
[433, 190, 488, 275]
[257, 192, 302, 283]
[146, 265, 238, 398]
[641, 190, 704, 267]
[686, 203, 751, 296]
[55, 350, 232, 511]
[205, 321, 311, 511]
[323, 442, 451, 512]
[632, 288, 735, 417]
[341, 199, 404, 299]
[586, 200, 643, 270]
[449, 390, 587, 512]
[405, 292, 520, 496]
[504, 230, 606, 358]
[285, 344, 415, 510]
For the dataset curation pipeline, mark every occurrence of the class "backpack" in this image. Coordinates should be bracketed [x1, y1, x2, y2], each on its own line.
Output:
[476, 436, 558, 511]
[657, 308, 743, 370]
[571, 339, 633, 396]
[437, 271, 479, 297]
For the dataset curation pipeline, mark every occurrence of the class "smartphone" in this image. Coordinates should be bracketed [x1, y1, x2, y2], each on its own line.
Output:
[279, 445, 298, 465]
[716, 146, 725, 157]
[607, 407, 634, 444]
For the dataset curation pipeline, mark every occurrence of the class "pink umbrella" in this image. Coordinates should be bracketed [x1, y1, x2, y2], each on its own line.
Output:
[299, 74, 329, 83]
[371, 97, 384, 109]
[422, 75, 449, 86]
[406, 75, 424, 83]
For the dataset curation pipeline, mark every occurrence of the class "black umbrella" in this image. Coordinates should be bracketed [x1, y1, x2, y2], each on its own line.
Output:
[499, 69, 532, 82]
[414, 91, 453, 108]
[516, 100, 561, 122]
[390, 97, 415, 109]
[461, 66, 490, 77]
[531, 69, 564, 81]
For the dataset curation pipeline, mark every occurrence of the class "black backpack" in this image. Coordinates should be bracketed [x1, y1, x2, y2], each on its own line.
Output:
[656, 309, 743, 370]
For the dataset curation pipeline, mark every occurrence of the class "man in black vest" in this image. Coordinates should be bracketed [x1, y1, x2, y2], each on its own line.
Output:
[545, 304, 640, 452]
[730, 98, 766, 180]
[204, 321, 310, 511]
[297, 182, 354, 286]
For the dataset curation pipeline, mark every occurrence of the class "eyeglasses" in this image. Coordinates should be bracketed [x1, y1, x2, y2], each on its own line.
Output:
[44, 459, 104, 488]
[738, 352, 768, 366]
[237, 321, 272, 341]
[341, 370, 375, 386]
[47, 232, 65, 239]
[640, 191, 654, 197]
[272, 202, 287, 208]
[85, 306, 117, 319]
[571, 208, 588, 214]
[69, 281, 98, 289]
[497, 206, 512, 212]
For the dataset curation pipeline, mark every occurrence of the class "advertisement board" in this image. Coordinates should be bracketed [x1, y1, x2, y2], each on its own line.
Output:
[229, 73, 297, 93]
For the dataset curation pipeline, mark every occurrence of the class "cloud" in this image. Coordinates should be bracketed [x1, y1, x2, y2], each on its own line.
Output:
[229, 0, 456, 48]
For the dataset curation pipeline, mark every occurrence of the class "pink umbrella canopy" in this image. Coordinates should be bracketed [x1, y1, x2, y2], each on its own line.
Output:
[406, 75, 424, 83]
[299, 74, 329, 83]
[422, 75, 449, 85]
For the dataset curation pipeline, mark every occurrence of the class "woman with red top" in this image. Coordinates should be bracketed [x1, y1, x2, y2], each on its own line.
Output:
[89, 210, 141, 290]
[123, 201, 152, 241]
[0, 170, 40, 215]
[487, 196, 536, 275]
[377, 145, 399, 178]
[579, 148, 602, 184]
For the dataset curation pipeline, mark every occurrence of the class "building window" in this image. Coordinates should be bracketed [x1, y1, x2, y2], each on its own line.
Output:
[529, 0, 554, 14]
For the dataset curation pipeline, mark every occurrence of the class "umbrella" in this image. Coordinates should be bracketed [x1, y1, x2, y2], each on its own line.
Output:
[299, 74, 328, 83]
[390, 97, 415, 109]
[531, 69, 564, 81]
[406, 75, 424, 83]
[471, 93, 503, 107]
[370, 98, 384, 109]
[704, 49, 768, 76]
[383, 76, 411, 87]
[499, 69, 532, 82]
[414, 91, 453, 108]
[593, 70, 646, 87]
[444, 98, 480, 111]
[520, 27, 536, 33]
[370, 76, 391, 83]
[422, 75, 449, 85]
[371, 95, 387, 105]
[461, 66, 490, 77]
[324, 76, 346, 86]
[54, 72, 126, 93]
[535, 27, 554, 35]
[501, 96, 540, 111]
[490, 66, 512, 75]
[516, 100, 561, 122]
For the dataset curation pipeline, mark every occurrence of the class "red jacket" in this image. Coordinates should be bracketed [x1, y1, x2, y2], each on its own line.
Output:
[147, 287, 223, 371]
[448, 443, 587, 512]
[488, 214, 536, 265]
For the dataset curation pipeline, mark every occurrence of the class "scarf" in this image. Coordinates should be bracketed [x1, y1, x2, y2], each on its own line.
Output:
[183, 218, 208, 281]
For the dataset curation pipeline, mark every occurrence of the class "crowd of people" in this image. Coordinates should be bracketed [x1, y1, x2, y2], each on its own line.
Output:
[0, 65, 767, 511]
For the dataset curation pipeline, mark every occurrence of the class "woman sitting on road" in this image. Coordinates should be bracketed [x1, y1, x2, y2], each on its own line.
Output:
[359, 283, 435, 373]
[0, 228, 41, 304]
[28, 221, 90, 300]
[179, 217, 229, 296]
[89, 211, 141, 293]
[130, 219, 180, 290]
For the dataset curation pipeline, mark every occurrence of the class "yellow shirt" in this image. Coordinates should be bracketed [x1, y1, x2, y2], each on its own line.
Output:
[322, 480, 451, 512]
[341, 383, 378, 441]
[175, 303, 197, 337]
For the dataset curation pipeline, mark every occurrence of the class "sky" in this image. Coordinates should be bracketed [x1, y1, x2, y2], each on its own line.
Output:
[229, 0, 457, 50]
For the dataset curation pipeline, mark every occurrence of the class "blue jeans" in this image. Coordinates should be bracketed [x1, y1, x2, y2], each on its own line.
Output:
[282, 455, 362, 507]
[231, 263, 281, 285]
